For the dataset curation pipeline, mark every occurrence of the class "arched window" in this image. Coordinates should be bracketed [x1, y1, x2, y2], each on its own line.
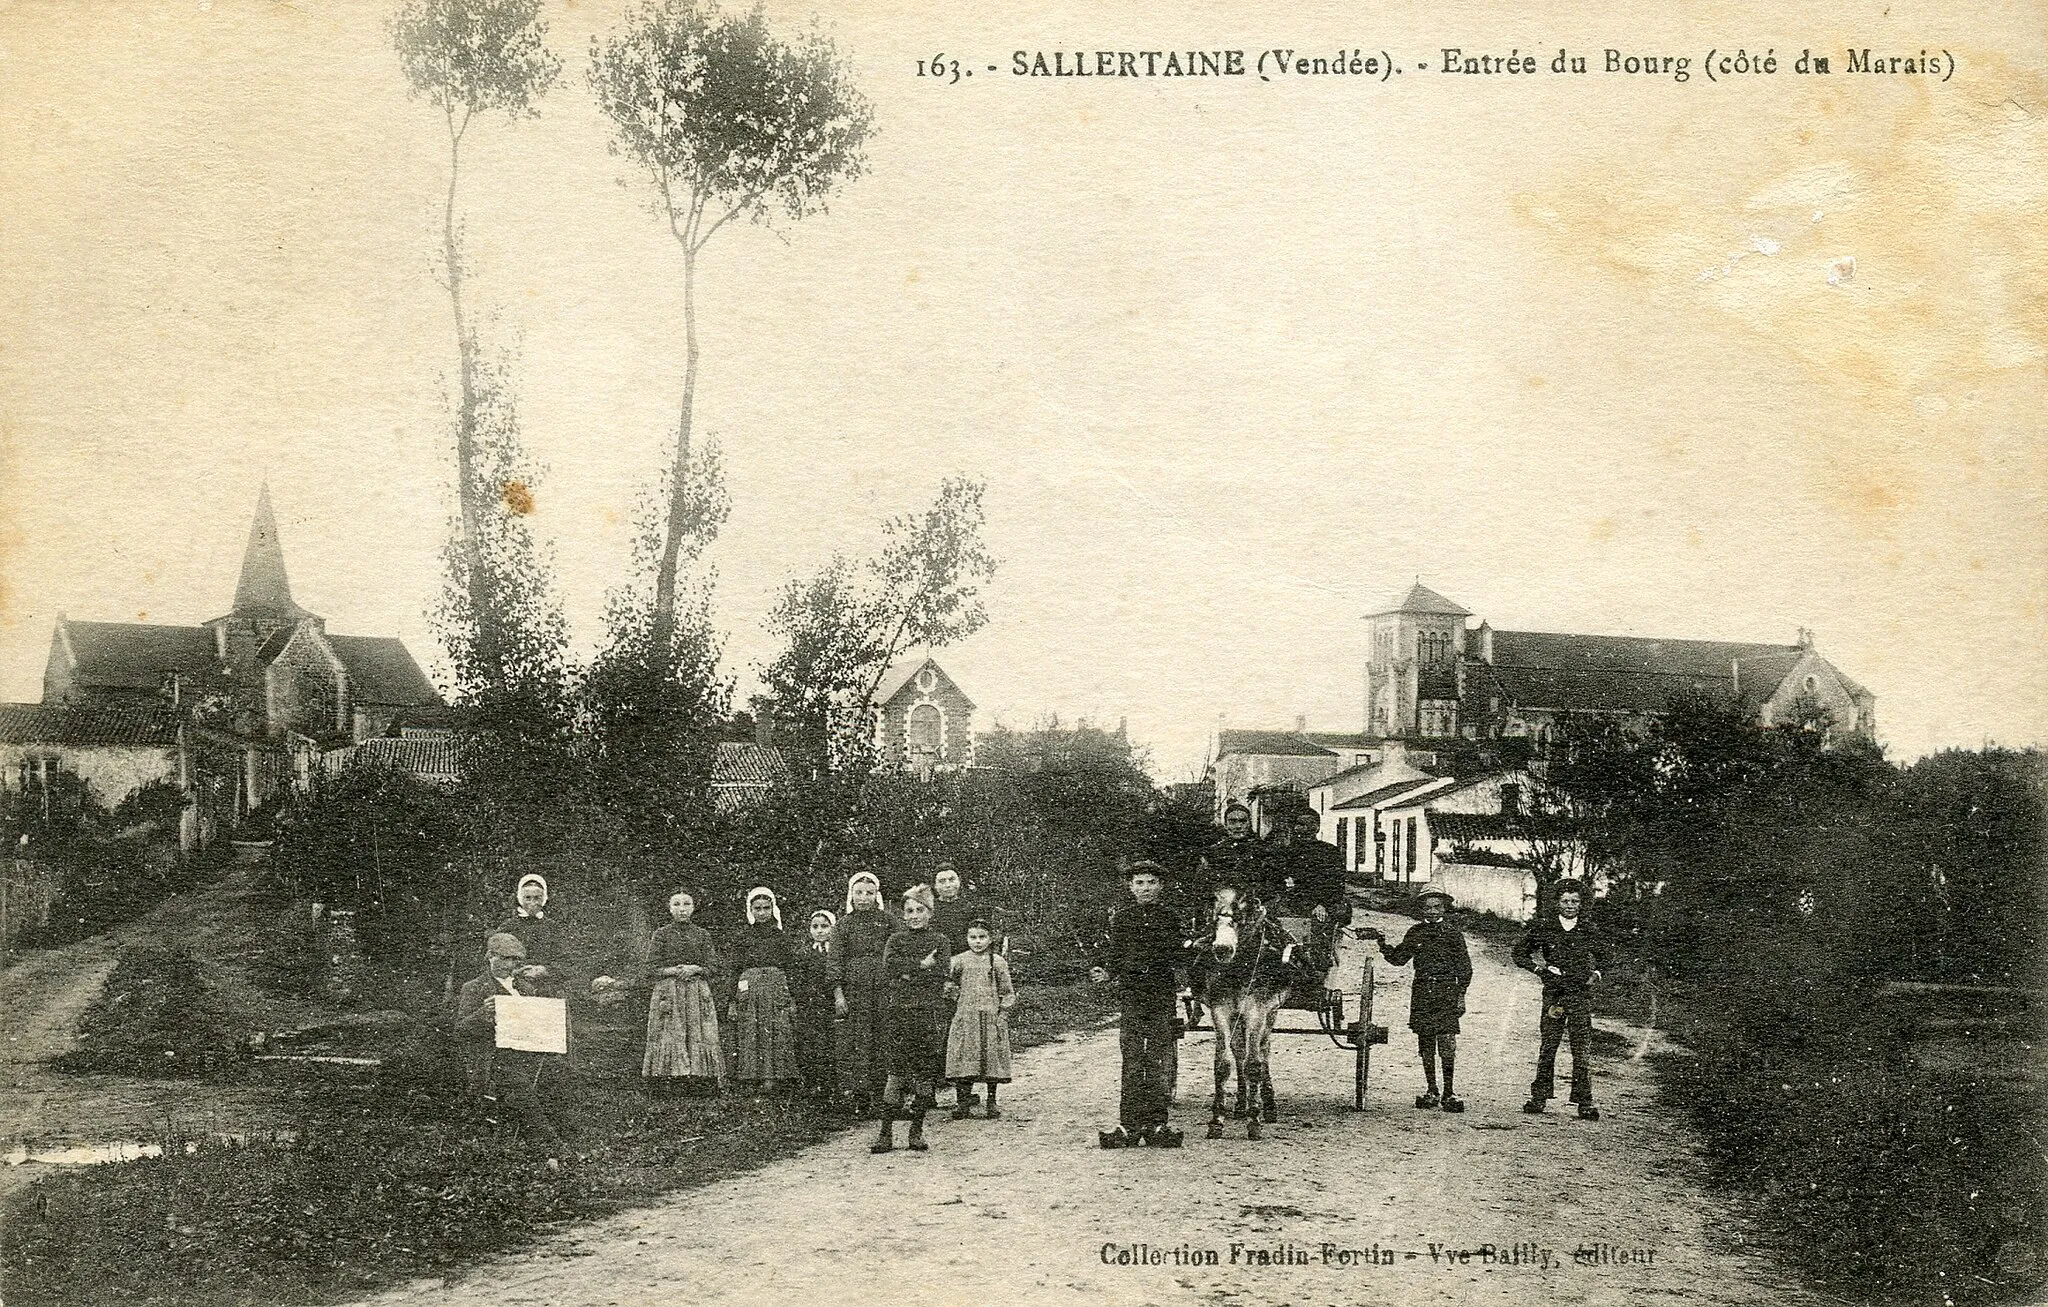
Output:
[907, 703, 943, 763]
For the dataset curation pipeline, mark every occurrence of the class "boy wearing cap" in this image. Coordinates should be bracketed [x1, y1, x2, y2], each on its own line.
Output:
[1512, 879, 1609, 1121]
[1361, 888, 1473, 1111]
[1090, 861, 1189, 1148]
[455, 932, 570, 1158]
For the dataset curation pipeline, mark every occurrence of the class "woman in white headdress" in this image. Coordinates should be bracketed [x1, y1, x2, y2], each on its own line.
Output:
[827, 871, 898, 1116]
[727, 887, 800, 1094]
[493, 872, 563, 980]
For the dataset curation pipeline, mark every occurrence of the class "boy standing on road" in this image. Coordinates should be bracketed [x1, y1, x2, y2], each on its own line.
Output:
[1512, 879, 1610, 1121]
[1361, 887, 1473, 1112]
[1090, 860, 1188, 1148]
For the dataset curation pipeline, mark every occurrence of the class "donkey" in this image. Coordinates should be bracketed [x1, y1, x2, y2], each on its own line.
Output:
[1196, 884, 1304, 1140]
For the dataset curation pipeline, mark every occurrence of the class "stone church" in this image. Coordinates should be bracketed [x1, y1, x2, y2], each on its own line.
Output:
[1362, 582, 1876, 743]
[6, 488, 442, 828]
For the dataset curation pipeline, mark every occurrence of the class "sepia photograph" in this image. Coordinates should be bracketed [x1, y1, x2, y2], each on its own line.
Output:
[0, 0, 2043, 1304]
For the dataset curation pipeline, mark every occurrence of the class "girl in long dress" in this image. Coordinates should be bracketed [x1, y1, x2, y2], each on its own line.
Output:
[727, 887, 800, 1096]
[643, 888, 725, 1095]
[945, 918, 1016, 1119]
[827, 871, 898, 1117]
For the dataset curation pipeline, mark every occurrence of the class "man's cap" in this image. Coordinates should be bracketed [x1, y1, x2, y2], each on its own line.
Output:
[1124, 859, 1170, 879]
[485, 931, 528, 959]
[1416, 888, 1455, 907]
[1553, 878, 1589, 898]
[1224, 802, 1252, 818]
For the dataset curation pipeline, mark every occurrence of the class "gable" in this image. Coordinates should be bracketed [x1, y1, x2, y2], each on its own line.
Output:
[874, 656, 974, 712]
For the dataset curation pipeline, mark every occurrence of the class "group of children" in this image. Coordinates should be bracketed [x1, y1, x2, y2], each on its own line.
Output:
[632, 870, 1018, 1153]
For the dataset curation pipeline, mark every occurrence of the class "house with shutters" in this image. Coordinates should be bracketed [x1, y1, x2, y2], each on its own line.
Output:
[6, 488, 444, 834]
[872, 656, 975, 773]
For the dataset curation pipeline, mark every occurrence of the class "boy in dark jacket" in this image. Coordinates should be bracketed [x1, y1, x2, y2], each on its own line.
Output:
[1362, 887, 1473, 1111]
[1511, 879, 1610, 1120]
[1090, 860, 1188, 1148]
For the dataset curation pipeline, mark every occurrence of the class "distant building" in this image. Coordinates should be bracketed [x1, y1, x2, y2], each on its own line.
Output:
[1364, 582, 1876, 744]
[4, 488, 443, 836]
[872, 656, 975, 773]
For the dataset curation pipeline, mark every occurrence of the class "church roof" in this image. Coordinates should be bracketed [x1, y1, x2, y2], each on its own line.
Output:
[327, 636, 440, 706]
[1367, 583, 1471, 619]
[59, 621, 219, 693]
[231, 485, 312, 622]
[1479, 629, 1799, 715]
[0, 701, 180, 747]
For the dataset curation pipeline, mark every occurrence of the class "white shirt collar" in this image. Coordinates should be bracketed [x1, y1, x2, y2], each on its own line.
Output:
[497, 974, 519, 993]
[1558, 916, 1579, 932]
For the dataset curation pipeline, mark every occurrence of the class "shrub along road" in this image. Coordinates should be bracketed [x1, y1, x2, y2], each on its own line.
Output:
[353, 911, 1841, 1307]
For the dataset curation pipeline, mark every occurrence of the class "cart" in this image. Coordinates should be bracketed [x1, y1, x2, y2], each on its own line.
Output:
[1182, 919, 1390, 1108]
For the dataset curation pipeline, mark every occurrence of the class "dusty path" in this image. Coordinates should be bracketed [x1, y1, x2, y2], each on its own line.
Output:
[360, 909, 1835, 1307]
[1, 890, 297, 1200]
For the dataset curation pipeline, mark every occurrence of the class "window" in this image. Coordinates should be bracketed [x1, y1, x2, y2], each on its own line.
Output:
[1374, 824, 1386, 877]
[907, 703, 943, 762]
[1337, 817, 1351, 864]
[1803, 675, 1818, 694]
[1389, 819, 1401, 880]
[1406, 817, 1418, 877]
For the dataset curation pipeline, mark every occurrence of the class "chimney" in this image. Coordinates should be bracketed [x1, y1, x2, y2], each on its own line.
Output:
[1294, 714, 1307, 735]
[1478, 621, 1495, 665]
[1797, 627, 1815, 650]
[755, 714, 776, 748]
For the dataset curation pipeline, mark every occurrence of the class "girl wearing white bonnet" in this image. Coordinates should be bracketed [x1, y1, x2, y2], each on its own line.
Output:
[827, 870, 898, 1117]
[728, 887, 800, 1096]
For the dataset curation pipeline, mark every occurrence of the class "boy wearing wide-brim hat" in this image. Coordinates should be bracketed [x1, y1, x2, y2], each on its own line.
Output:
[1360, 887, 1474, 1112]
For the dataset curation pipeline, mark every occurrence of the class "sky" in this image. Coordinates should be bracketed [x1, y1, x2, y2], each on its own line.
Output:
[2, 0, 2043, 779]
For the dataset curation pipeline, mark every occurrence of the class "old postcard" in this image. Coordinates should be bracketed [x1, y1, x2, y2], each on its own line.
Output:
[1, 0, 2042, 1305]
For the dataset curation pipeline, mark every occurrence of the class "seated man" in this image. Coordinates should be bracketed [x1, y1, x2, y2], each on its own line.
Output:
[1271, 809, 1353, 976]
[455, 931, 571, 1160]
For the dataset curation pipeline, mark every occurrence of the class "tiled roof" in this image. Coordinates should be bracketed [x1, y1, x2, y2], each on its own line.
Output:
[1429, 812, 1516, 841]
[1366, 583, 1471, 618]
[328, 636, 440, 706]
[711, 742, 791, 786]
[1478, 629, 1799, 716]
[345, 736, 461, 781]
[60, 621, 218, 692]
[1331, 777, 1448, 811]
[1302, 731, 1375, 749]
[1215, 730, 1339, 759]
[1489, 630, 1795, 679]
[0, 702, 180, 747]
[1732, 651, 1803, 712]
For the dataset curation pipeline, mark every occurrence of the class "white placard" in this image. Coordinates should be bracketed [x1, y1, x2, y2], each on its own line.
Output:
[494, 995, 567, 1054]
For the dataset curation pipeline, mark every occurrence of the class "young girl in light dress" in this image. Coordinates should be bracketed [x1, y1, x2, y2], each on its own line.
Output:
[945, 918, 1015, 1119]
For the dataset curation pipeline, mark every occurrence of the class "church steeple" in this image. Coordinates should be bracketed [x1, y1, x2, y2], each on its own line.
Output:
[231, 484, 310, 622]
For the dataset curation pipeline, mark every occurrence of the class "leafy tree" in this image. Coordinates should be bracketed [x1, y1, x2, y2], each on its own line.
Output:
[589, 0, 873, 652]
[755, 476, 997, 765]
[390, 0, 568, 719]
[581, 442, 735, 820]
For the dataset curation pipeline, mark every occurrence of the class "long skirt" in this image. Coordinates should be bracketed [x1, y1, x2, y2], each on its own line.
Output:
[643, 977, 724, 1080]
[945, 1008, 1013, 1082]
[730, 967, 799, 1082]
[837, 954, 888, 1098]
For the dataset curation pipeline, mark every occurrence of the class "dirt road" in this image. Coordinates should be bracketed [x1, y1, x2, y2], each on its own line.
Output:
[358, 909, 1834, 1307]
[1, 894, 297, 1200]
